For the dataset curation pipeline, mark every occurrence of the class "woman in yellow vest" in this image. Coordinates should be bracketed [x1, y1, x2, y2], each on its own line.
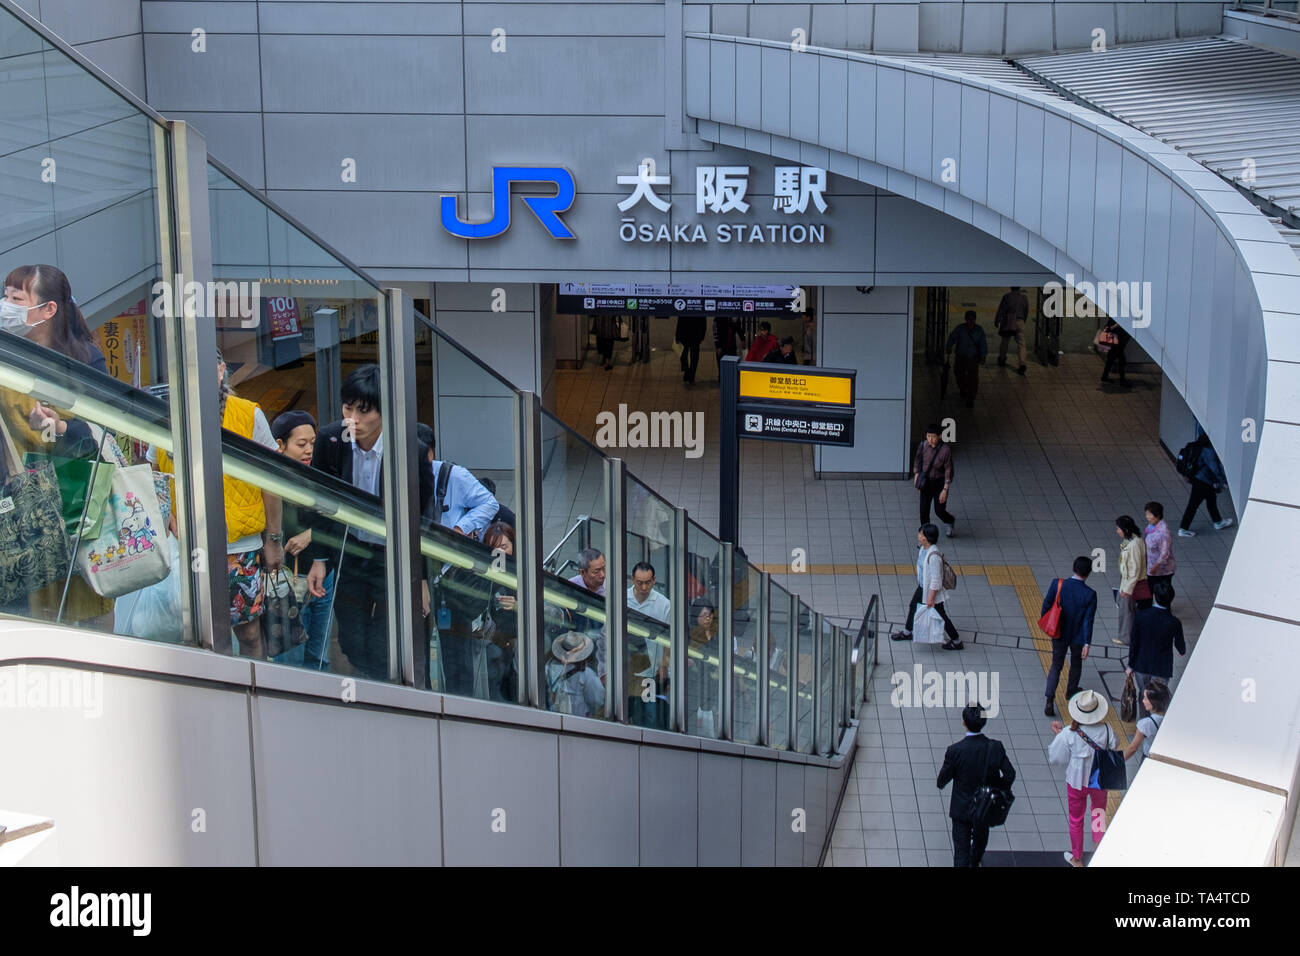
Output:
[0, 265, 114, 629]
[158, 348, 283, 656]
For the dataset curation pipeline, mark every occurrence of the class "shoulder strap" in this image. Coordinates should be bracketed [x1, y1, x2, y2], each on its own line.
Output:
[435, 461, 453, 514]
[0, 410, 22, 479]
[977, 737, 997, 784]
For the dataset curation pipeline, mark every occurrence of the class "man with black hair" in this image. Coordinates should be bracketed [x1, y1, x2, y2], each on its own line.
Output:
[304, 364, 435, 683]
[994, 286, 1029, 375]
[1041, 557, 1098, 716]
[1126, 580, 1185, 718]
[762, 336, 800, 364]
[893, 524, 962, 648]
[415, 423, 500, 538]
[946, 309, 988, 408]
[938, 705, 1016, 867]
[912, 424, 956, 535]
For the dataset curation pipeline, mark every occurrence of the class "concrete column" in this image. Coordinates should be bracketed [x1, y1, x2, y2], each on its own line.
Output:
[813, 286, 913, 477]
[430, 282, 539, 471]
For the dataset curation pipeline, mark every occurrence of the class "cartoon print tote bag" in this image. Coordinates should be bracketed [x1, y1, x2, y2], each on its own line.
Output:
[76, 462, 171, 598]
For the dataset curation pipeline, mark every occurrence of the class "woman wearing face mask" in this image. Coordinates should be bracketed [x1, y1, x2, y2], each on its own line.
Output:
[0, 264, 113, 627]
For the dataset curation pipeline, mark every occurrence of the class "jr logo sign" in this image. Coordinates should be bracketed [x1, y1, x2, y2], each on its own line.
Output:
[440, 166, 576, 239]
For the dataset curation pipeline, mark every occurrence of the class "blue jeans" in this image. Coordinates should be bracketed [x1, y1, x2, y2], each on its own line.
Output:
[272, 568, 334, 670]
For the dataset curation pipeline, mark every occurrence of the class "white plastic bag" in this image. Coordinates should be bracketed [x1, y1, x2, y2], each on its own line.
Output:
[117, 536, 183, 643]
[913, 603, 946, 644]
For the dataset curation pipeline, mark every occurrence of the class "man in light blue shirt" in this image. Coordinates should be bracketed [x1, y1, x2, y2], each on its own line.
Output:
[416, 424, 499, 539]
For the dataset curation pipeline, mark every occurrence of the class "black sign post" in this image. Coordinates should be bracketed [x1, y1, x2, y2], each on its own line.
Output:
[719, 357, 857, 545]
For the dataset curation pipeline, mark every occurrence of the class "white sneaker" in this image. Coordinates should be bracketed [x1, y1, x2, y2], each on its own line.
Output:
[1177, 528, 1195, 537]
[944, 523, 954, 538]
[1214, 518, 1235, 530]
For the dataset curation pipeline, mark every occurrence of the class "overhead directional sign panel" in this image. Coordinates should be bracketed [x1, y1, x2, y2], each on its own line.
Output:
[737, 363, 855, 407]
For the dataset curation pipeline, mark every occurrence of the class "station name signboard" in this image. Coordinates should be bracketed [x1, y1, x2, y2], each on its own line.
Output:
[737, 364, 855, 407]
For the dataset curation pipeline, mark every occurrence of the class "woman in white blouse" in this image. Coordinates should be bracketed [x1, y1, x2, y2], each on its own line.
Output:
[1048, 689, 1118, 867]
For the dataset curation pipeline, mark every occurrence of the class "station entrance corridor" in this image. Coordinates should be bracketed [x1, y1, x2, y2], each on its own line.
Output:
[551, 289, 1237, 866]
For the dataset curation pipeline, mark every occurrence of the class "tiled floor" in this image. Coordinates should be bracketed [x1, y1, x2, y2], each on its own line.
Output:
[553, 315, 1235, 866]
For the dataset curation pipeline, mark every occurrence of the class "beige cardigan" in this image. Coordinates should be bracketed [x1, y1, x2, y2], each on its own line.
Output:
[1119, 535, 1147, 595]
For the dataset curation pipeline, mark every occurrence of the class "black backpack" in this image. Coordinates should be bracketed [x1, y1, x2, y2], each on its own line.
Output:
[1175, 441, 1201, 480]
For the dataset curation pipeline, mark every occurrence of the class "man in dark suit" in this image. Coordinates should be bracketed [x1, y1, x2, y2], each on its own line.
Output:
[1042, 556, 1099, 716]
[303, 364, 435, 684]
[1126, 579, 1186, 717]
[937, 705, 1017, 867]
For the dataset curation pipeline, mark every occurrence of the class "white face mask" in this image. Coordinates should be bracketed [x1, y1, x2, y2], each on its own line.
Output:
[0, 299, 48, 335]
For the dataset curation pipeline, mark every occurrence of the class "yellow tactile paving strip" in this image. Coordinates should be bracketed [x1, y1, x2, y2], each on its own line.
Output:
[760, 561, 1131, 819]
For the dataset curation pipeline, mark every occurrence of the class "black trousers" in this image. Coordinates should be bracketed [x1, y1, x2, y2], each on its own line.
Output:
[953, 356, 980, 400]
[441, 620, 477, 696]
[919, 477, 955, 526]
[333, 554, 389, 681]
[1180, 479, 1222, 529]
[904, 586, 959, 640]
[1101, 341, 1128, 380]
[680, 342, 701, 381]
[595, 335, 615, 362]
[1045, 637, 1083, 701]
[953, 818, 990, 867]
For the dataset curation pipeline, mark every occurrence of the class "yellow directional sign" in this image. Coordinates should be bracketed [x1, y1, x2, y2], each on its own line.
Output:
[738, 365, 854, 406]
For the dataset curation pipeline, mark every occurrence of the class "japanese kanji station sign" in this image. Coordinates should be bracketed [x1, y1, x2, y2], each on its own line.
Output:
[738, 367, 855, 406]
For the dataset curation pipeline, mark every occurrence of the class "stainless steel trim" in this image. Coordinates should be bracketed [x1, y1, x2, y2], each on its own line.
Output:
[381, 288, 421, 687]
[720, 541, 734, 741]
[604, 457, 627, 722]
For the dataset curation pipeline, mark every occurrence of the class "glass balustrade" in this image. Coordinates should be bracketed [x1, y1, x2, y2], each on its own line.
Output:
[795, 599, 815, 753]
[685, 520, 721, 739]
[625, 471, 676, 730]
[0, 0, 865, 752]
[767, 580, 792, 749]
[731, 558, 762, 744]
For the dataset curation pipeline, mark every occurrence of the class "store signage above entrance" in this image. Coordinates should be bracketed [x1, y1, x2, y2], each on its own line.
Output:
[737, 364, 855, 407]
[439, 166, 576, 239]
[557, 282, 804, 317]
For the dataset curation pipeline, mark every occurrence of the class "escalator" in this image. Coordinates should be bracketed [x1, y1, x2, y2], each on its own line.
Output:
[0, 0, 870, 865]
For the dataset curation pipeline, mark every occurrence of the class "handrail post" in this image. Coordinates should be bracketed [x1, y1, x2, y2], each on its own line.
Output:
[720, 540, 734, 740]
[604, 457, 627, 722]
[670, 507, 688, 733]
[163, 120, 224, 654]
[757, 573, 770, 746]
[786, 591, 798, 750]
[812, 611, 824, 756]
[517, 391, 546, 708]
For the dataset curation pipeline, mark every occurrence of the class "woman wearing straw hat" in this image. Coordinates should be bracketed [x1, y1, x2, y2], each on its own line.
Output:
[546, 632, 606, 718]
[1048, 689, 1118, 867]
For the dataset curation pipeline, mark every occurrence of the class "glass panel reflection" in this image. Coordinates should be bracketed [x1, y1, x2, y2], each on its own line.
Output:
[731, 560, 762, 744]
[768, 581, 791, 749]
